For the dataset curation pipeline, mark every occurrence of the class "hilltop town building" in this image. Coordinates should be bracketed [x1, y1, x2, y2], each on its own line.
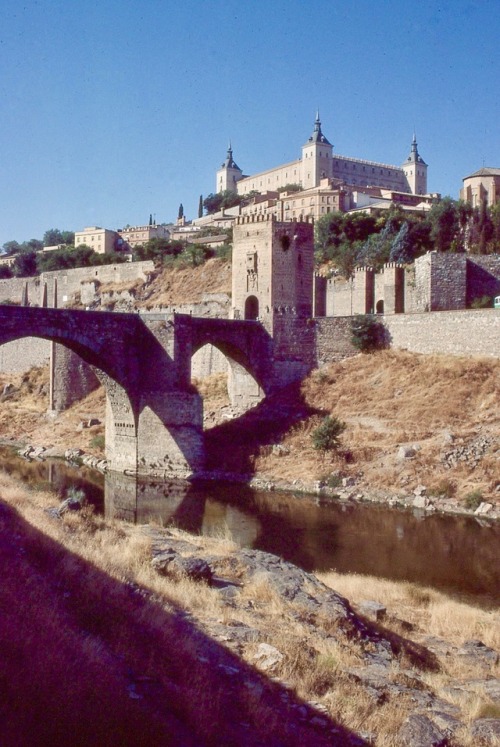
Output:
[118, 224, 171, 249]
[461, 167, 500, 207]
[74, 226, 119, 254]
[217, 114, 428, 198]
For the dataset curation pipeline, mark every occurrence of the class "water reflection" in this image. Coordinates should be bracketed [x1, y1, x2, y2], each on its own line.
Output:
[1, 445, 498, 608]
[103, 474, 500, 607]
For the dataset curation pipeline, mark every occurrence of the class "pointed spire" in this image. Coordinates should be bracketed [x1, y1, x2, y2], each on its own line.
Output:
[308, 110, 331, 145]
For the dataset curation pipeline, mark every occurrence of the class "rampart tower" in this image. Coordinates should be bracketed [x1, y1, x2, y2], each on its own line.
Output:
[232, 215, 316, 387]
[232, 215, 314, 331]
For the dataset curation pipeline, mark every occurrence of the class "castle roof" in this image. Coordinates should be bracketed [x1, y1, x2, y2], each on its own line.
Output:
[221, 143, 241, 172]
[404, 134, 426, 166]
[463, 167, 500, 180]
[307, 112, 331, 145]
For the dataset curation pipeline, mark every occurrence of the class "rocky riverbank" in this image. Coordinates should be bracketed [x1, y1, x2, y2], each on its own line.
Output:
[1, 465, 498, 746]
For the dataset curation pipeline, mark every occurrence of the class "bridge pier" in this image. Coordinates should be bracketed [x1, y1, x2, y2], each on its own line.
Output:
[105, 379, 204, 477]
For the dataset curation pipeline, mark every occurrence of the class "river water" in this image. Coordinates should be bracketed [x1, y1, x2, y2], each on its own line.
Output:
[2, 447, 499, 608]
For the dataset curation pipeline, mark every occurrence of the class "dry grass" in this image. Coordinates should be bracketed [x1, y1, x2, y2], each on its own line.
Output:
[256, 350, 500, 503]
[0, 471, 497, 746]
[139, 258, 232, 308]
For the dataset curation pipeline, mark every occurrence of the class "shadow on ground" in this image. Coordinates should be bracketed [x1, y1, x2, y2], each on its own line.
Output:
[204, 380, 323, 475]
[0, 497, 367, 747]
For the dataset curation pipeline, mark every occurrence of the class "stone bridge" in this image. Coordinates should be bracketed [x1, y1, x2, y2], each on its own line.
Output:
[0, 306, 290, 475]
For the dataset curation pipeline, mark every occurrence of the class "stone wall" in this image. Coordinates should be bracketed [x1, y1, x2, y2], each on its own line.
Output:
[0, 260, 156, 308]
[383, 309, 500, 358]
[466, 255, 500, 305]
[314, 317, 359, 364]
[0, 337, 50, 373]
[50, 344, 100, 411]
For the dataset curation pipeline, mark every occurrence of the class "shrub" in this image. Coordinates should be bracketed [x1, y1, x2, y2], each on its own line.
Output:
[350, 315, 387, 352]
[90, 435, 105, 451]
[464, 490, 483, 510]
[311, 416, 346, 452]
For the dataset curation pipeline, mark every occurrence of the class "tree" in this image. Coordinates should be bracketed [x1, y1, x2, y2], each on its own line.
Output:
[428, 198, 459, 252]
[203, 190, 242, 215]
[2, 240, 21, 256]
[43, 229, 74, 247]
[12, 249, 38, 277]
[178, 203, 184, 220]
[350, 315, 387, 352]
[0, 265, 13, 278]
[198, 195, 203, 218]
[311, 416, 346, 452]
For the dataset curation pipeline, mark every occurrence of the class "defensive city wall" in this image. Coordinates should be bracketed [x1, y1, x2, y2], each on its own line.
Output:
[0, 223, 499, 414]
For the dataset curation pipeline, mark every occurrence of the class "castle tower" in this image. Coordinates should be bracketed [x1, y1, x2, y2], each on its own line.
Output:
[216, 142, 243, 194]
[301, 112, 333, 190]
[402, 134, 428, 195]
[232, 216, 314, 334]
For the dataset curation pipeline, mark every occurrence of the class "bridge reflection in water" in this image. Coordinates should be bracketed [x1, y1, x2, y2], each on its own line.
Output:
[1, 447, 497, 608]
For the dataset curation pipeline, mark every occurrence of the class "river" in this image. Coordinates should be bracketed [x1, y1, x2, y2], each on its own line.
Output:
[1, 447, 499, 608]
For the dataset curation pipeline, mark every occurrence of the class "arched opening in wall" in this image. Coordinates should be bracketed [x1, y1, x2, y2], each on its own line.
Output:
[0, 338, 107, 465]
[245, 295, 259, 320]
[190, 342, 264, 431]
[376, 300, 384, 314]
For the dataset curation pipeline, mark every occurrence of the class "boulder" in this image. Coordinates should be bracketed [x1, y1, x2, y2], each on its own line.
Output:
[398, 714, 448, 746]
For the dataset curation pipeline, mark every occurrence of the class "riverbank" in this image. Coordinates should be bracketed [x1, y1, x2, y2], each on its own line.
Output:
[0, 470, 498, 746]
[0, 349, 499, 521]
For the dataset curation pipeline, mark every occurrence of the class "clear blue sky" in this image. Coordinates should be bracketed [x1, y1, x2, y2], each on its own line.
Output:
[0, 0, 498, 246]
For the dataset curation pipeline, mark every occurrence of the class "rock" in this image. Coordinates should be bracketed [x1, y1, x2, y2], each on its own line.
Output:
[272, 444, 290, 456]
[152, 550, 213, 583]
[398, 713, 448, 746]
[413, 495, 430, 509]
[458, 640, 499, 665]
[357, 600, 386, 621]
[58, 489, 86, 516]
[475, 502, 493, 515]
[397, 446, 416, 460]
[172, 556, 213, 583]
[414, 485, 427, 496]
[64, 448, 83, 461]
[342, 477, 355, 487]
[2, 383, 14, 395]
[470, 718, 500, 743]
[252, 643, 283, 671]
[87, 418, 101, 427]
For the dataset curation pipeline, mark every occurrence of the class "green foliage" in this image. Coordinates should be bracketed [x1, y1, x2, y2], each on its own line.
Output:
[133, 238, 184, 262]
[350, 315, 387, 352]
[2, 240, 21, 256]
[43, 228, 75, 247]
[90, 435, 105, 451]
[216, 243, 232, 262]
[470, 294, 493, 309]
[464, 490, 483, 510]
[0, 265, 13, 278]
[203, 190, 242, 215]
[37, 245, 127, 273]
[276, 183, 302, 194]
[178, 203, 184, 220]
[311, 416, 346, 452]
[198, 194, 203, 218]
[12, 249, 38, 277]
